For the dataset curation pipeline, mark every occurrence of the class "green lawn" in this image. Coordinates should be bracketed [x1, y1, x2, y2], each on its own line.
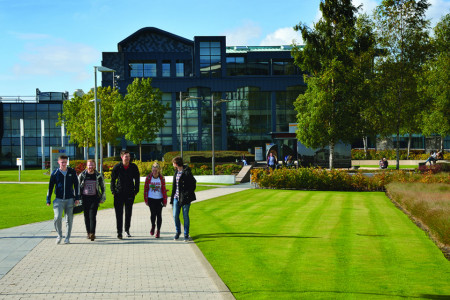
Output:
[358, 165, 414, 169]
[191, 189, 450, 299]
[0, 183, 215, 229]
[0, 168, 50, 182]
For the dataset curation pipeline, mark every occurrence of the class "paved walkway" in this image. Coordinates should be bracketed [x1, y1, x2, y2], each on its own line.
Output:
[0, 184, 251, 299]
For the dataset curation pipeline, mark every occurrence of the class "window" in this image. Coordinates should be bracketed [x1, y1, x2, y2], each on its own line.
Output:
[199, 41, 222, 78]
[176, 61, 184, 77]
[272, 59, 300, 75]
[130, 62, 156, 77]
[162, 61, 170, 77]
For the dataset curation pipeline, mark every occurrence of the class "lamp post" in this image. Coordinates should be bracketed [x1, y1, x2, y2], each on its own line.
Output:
[93, 66, 115, 171]
[211, 95, 230, 175]
[179, 92, 202, 159]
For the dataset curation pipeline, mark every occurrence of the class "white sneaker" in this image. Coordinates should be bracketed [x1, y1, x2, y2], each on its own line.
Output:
[64, 238, 70, 244]
[55, 237, 62, 244]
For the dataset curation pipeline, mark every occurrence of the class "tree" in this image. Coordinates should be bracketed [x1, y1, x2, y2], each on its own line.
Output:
[373, 0, 431, 168]
[114, 78, 168, 160]
[58, 87, 122, 154]
[418, 13, 450, 150]
[292, 0, 361, 169]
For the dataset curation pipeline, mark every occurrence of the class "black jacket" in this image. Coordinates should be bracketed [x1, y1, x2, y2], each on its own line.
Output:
[78, 170, 106, 202]
[110, 162, 140, 196]
[170, 165, 196, 205]
[47, 167, 80, 204]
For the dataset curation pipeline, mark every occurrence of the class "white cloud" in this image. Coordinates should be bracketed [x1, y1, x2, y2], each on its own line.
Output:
[260, 27, 303, 46]
[221, 21, 262, 46]
[8, 31, 51, 40]
[12, 38, 100, 81]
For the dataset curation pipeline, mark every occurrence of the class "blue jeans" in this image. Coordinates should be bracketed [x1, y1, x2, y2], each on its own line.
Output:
[53, 198, 74, 239]
[173, 198, 190, 237]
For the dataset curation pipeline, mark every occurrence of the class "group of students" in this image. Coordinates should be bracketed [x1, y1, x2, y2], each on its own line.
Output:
[46, 150, 196, 244]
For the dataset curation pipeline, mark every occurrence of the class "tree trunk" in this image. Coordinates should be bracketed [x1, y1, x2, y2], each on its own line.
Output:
[329, 141, 334, 170]
[363, 136, 368, 159]
[407, 133, 411, 160]
[441, 136, 444, 152]
[396, 131, 400, 170]
[139, 142, 142, 161]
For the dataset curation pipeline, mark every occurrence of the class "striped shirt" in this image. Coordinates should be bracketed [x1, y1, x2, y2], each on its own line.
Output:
[174, 170, 182, 199]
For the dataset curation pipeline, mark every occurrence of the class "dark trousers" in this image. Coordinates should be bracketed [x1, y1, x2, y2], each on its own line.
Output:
[82, 196, 99, 234]
[114, 194, 135, 234]
[148, 198, 163, 230]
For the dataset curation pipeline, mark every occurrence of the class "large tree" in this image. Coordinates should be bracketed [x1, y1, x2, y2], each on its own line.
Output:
[58, 87, 122, 152]
[114, 78, 168, 160]
[373, 0, 431, 168]
[418, 13, 450, 150]
[292, 0, 362, 169]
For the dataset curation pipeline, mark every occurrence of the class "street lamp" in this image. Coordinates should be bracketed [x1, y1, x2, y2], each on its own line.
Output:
[211, 95, 230, 175]
[179, 92, 202, 159]
[94, 66, 115, 171]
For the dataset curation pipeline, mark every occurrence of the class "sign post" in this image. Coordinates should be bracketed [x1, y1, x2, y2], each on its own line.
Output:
[16, 158, 22, 182]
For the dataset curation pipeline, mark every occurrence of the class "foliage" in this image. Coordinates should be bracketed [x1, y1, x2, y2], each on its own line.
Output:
[418, 14, 450, 143]
[292, 0, 369, 169]
[58, 87, 122, 147]
[113, 78, 168, 160]
[386, 182, 450, 251]
[251, 167, 450, 191]
[372, 0, 431, 167]
[163, 150, 252, 164]
[351, 149, 450, 160]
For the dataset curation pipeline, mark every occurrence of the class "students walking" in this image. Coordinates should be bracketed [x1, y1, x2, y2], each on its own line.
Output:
[78, 159, 106, 241]
[46, 155, 80, 244]
[143, 162, 167, 238]
[170, 156, 196, 242]
[110, 150, 140, 239]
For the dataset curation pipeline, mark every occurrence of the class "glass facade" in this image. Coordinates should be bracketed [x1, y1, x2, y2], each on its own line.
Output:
[199, 41, 221, 78]
[0, 100, 76, 167]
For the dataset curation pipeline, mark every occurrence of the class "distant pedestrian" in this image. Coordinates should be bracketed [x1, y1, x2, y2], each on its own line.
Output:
[110, 150, 140, 239]
[379, 157, 388, 169]
[170, 156, 196, 242]
[144, 162, 167, 238]
[46, 155, 80, 244]
[78, 159, 106, 241]
[424, 151, 437, 165]
[267, 152, 277, 170]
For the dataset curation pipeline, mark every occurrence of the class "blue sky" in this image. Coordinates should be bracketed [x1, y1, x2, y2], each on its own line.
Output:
[0, 0, 448, 97]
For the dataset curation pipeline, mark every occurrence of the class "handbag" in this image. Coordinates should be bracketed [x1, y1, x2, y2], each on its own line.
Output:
[73, 201, 83, 214]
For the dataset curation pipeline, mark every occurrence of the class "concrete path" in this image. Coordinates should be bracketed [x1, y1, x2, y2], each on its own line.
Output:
[0, 183, 251, 299]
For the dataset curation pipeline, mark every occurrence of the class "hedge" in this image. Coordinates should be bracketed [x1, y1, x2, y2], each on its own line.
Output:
[251, 167, 450, 191]
[351, 149, 450, 160]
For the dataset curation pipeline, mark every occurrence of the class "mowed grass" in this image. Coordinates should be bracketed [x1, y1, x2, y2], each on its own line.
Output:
[0, 168, 50, 182]
[0, 183, 215, 229]
[191, 189, 450, 299]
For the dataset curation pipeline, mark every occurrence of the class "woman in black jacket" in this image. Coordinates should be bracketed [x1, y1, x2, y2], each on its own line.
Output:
[170, 156, 196, 242]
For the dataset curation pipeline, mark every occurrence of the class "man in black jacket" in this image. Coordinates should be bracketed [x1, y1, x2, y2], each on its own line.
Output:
[111, 150, 140, 239]
[170, 156, 196, 242]
[46, 155, 80, 244]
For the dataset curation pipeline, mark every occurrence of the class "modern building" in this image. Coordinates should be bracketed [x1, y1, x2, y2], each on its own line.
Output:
[0, 89, 77, 168]
[101, 27, 306, 160]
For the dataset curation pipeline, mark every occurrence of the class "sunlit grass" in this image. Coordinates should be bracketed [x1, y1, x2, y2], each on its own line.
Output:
[191, 189, 450, 299]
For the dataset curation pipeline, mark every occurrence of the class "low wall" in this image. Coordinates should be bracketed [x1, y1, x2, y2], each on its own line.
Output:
[352, 160, 423, 166]
[140, 175, 236, 184]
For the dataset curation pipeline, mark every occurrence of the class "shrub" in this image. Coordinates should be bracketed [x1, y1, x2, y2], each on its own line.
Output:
[251, 168, 450, 191]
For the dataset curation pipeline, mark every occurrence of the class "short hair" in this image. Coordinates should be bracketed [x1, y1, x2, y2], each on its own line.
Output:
[86, 159, 95, 166]
[58, 155, 68, 160]
[172, 156, 183, 166]
[120, 150, 130, 157]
